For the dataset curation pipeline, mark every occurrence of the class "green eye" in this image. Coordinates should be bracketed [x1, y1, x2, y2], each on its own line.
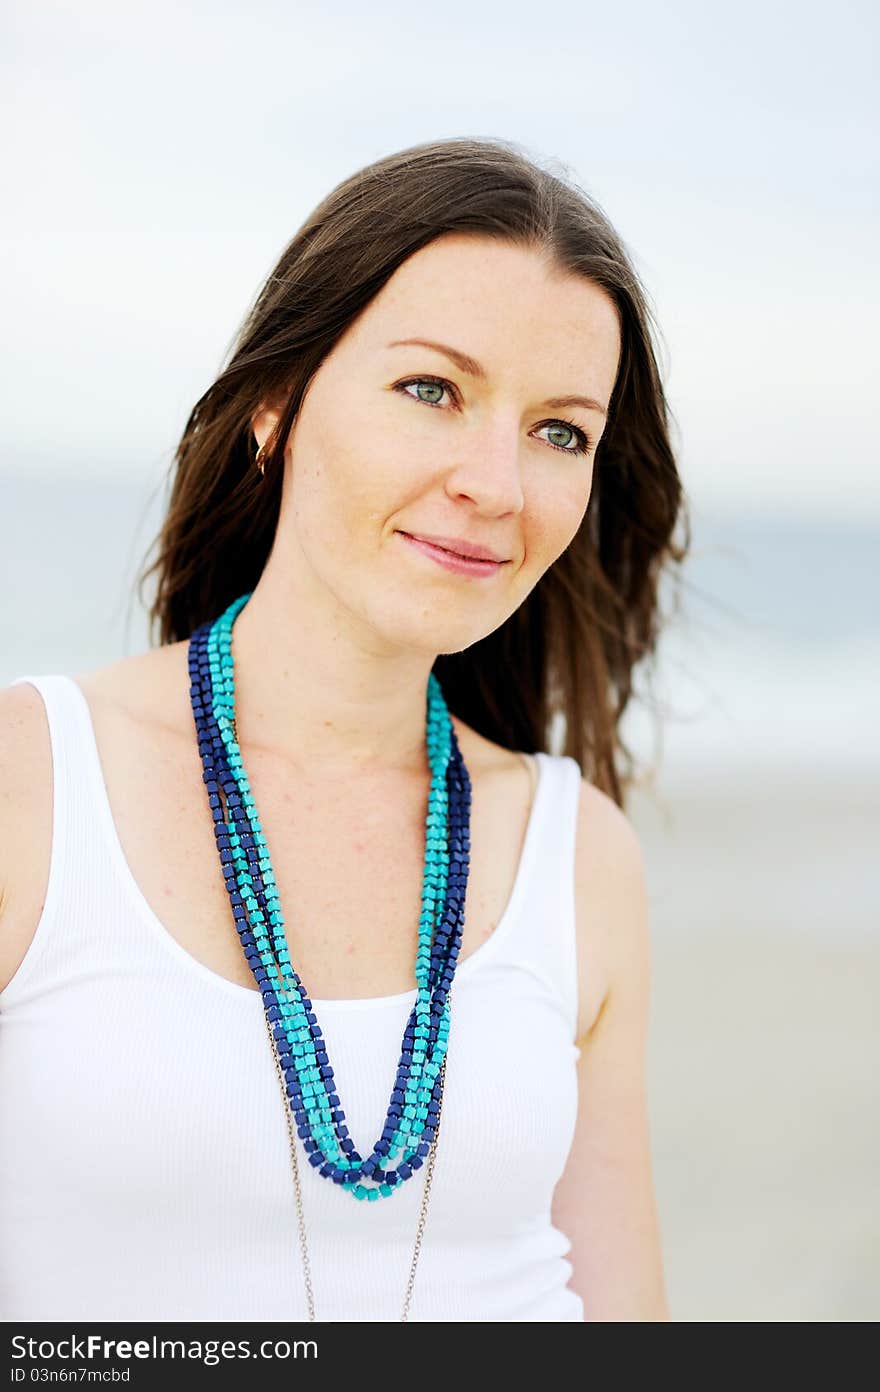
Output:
[394, 376, 592, 456]
[394, 376, 451, 407]
[537, 421, 592, 456]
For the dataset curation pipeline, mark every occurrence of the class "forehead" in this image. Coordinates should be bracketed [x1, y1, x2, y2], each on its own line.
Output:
[351, 233, 620, 366]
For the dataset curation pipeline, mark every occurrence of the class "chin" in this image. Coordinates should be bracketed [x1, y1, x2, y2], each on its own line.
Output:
[371, 597, 495, 658]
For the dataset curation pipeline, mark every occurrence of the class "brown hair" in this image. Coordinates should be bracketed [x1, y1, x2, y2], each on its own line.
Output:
[137, 136, 690, 808]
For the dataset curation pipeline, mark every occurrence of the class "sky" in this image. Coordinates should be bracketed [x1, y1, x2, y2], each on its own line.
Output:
[3, 0, 878, 521]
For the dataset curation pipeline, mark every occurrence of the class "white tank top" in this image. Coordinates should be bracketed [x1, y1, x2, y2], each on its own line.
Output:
[1, 673, 585, 1323]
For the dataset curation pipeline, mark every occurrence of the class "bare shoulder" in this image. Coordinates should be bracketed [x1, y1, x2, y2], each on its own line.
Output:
[74, 642, 191, 727]
[0, 680, 56, 990]
[449, 715, 535, 786]
[573, 778, 651, 1043]
[0, 645, 187, 993]
[0, 679, 56, 884]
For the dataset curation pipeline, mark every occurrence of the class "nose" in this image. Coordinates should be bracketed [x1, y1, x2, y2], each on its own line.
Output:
[443, 421, 525, 516]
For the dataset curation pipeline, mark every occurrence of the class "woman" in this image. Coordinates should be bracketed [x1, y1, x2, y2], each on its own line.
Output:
[0, 137, 686, 1322]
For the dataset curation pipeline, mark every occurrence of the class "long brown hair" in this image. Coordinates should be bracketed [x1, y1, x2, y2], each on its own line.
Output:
[137, 136, 690, 808]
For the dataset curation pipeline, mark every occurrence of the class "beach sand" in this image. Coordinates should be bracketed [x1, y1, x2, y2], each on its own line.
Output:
[627, 771, 879, 1322]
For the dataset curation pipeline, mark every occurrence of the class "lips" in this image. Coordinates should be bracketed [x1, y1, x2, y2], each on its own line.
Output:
[396, 531, 507, 578]
[399, 532, 507, 563]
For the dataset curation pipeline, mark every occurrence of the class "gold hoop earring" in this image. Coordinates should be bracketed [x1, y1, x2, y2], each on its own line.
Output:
[255, 442, 269, 477]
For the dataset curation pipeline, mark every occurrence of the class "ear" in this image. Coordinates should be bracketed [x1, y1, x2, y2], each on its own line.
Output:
[250, 401, 285, 454]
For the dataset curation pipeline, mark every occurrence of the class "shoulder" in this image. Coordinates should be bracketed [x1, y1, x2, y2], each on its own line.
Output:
[0, 647, 187, 992]
[448, 717, 538, 821]
[572, 776, 651, 1043]
[0, 679, 55, 855]
[74, 642, 191, 726]
[0, 680, 56, 988]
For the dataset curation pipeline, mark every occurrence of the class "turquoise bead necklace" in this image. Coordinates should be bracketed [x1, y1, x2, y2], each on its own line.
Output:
[186, 592, 472, 1318]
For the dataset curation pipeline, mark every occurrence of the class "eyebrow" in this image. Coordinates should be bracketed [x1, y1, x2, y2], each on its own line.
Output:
[386, 337, 608, 418]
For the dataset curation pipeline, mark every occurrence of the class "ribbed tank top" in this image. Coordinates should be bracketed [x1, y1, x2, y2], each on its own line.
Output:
[0, 674, 585, 1323]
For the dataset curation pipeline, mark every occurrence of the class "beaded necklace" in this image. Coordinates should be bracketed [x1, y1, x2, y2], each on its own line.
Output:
[186, 592, 472, 1320]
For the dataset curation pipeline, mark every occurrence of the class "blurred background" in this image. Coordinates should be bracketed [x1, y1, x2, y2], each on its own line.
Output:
[2, 0, 877, 1321]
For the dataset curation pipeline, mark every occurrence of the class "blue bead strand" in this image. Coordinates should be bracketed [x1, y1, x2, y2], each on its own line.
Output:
[193, 609, 465, 1193]
[200, 610, 455, 1178]
[186, 594, 472, 1200]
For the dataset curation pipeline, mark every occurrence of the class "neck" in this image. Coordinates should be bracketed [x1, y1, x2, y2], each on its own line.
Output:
[226, 550, 436, 778]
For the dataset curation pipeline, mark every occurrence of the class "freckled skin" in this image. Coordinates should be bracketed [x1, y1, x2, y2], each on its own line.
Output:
[233, 231, 622, 772]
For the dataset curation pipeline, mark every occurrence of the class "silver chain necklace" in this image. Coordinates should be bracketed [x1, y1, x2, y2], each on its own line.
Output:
[262, 1008, 448, 1322]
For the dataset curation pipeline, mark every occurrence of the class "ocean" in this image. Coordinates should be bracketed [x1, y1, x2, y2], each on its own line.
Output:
[3, 468, 876, 783]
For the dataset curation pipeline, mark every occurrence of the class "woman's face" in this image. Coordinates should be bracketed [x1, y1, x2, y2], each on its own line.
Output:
[258, 232, 622, 657]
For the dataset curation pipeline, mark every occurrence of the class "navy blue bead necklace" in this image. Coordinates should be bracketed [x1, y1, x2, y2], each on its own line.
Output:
[186, 592, 472, 1318]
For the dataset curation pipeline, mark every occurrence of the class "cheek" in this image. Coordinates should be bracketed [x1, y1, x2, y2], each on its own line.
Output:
[524, 473, 592, 568]
[293, 428, 383, 552]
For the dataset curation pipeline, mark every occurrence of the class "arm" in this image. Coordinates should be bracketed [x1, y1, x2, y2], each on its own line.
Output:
[551, 779, 671, 1321]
